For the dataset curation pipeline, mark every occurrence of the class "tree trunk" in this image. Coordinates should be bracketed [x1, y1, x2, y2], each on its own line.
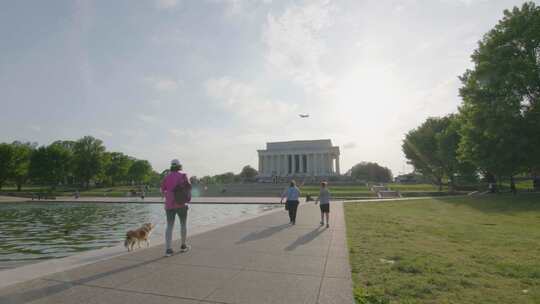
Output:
[438, 177, 443, 192]
[17, 183, 22, 191]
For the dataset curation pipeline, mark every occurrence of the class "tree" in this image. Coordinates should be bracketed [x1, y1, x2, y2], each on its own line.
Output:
[29, 144, 72, 189]
[73, 136, 105, 188]
[214, 172, 236, 184]
[10, 141, 36, 191]
[403, 117, 449, 190]
[104, 152, 132, 186]
[239, 165, 258, 181]
[0, 143, 15, 190]
[350, 162, 393, 183]
[128, 160, 153, 184]
[458, 2, 540, 182]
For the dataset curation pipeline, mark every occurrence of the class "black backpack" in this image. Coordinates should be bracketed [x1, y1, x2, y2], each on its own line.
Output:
[173, 179, 192, 204]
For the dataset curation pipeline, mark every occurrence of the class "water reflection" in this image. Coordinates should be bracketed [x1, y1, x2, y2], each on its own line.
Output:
[0, 203, 276, 264]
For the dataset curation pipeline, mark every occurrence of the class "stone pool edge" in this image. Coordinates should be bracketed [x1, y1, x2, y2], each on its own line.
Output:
[0, 203, 288, 289]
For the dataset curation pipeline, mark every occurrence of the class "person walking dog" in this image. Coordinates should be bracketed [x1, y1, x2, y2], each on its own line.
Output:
[161, 159, 192, 256]
[281, 180, 301, 225]
[315, 181, 331, 228]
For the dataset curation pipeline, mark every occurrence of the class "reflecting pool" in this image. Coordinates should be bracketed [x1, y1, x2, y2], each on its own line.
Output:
[0, 203, 276, 268]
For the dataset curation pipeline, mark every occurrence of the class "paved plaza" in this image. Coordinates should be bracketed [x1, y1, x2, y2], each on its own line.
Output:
[0, 202, 354, 304]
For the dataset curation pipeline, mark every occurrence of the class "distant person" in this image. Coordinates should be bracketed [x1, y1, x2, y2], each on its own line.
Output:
[510, 179, 517, 195]
[315, 181, 331, 228]
[280, 180, 301, 225]
[161, 159, 192, 256]
[74, 190, 80, 199]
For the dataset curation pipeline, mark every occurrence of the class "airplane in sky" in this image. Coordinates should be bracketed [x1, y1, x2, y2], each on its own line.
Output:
[299, 114, 310, 118]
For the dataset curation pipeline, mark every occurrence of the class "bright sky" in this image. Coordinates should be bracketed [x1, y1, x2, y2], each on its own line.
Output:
[0, 0, 532, 177]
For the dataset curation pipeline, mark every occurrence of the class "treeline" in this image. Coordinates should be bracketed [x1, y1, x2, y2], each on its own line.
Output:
[0, 136, 158, 191]
[403, 2, 540, 190]
[195, 165, 259, 184]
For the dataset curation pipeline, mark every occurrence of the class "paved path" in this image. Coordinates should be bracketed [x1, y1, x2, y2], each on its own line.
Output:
[0, 202, 353, 304]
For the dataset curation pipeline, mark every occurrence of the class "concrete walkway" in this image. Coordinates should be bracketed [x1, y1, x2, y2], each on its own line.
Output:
[0, 202, 353, 304]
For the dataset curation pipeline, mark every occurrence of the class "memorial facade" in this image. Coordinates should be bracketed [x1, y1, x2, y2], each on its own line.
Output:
[257, 140, 340, 178]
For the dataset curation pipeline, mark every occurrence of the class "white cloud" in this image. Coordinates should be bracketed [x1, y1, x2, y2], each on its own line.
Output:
[262, 0, 334, 91]
[205, 76, 297, 126]
[28, 125, 41, 132]
[156, 0, 179, 10]
[343, 142, 357, 149]
[144, 76, 182, 92]
[137, 114, 158, 123]
[94, 129, 113, 137]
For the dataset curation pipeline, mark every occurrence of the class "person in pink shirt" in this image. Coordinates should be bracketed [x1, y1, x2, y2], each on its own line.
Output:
[161, 159, 192, 256]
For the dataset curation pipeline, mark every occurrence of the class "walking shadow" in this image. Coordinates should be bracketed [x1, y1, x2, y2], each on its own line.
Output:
[236, 223, 290, 244]
[0, 256, 164, 303]
[285, 227, 326, 251]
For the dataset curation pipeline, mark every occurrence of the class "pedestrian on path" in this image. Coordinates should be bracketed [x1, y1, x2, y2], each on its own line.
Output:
[281, 180, 301, 225]
[161, 159, 192, 256]
[315, 181, 331, 228]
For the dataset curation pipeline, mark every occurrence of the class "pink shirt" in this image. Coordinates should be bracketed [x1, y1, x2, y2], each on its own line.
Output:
[161, 171, 191, 209]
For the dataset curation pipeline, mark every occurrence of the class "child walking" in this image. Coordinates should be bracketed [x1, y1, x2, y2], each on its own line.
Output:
[315, 181, 331, 228]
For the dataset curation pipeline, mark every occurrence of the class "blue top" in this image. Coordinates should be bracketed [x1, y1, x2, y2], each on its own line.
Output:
[283, 186, 300, 201]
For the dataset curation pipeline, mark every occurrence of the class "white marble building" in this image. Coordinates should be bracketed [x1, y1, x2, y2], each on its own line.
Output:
[257, 140, 340, 178]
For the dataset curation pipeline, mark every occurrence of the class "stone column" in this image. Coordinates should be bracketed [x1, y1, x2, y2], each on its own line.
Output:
[335, 155, 340, 175]
[258, 154, 262, 173]
[325, 153, 330, 174]
[308, 154, 312, 175]
[299, 154, 304, 174]
[313, 153, 319, 175]
[328, 153, 334, 175]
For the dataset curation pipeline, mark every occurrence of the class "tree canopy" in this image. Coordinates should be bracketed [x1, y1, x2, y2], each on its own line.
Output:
[458, 2, 540, 179]
[350, 162, 393, 183]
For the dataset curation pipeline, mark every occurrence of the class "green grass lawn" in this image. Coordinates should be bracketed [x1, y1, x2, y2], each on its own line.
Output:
[344, 194, 540, 304]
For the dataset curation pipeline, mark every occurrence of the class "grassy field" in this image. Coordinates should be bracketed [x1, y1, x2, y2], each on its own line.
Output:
[344, 194, 540, 304]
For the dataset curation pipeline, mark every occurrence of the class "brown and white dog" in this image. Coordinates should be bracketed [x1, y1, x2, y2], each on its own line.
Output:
[124, 223, 154, 252]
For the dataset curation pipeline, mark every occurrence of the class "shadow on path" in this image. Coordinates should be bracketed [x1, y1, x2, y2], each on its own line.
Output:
[235, 223, 290, 244]
[285, 227, 326, 251]
[0, 256, 164, 304]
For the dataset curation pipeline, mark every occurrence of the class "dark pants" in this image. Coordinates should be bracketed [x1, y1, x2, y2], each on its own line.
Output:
[165, 206, 188, 250]
[286, 200, 299, 223]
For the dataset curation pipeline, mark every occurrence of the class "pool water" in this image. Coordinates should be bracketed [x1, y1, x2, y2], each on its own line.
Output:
[0, 203, 276, 266]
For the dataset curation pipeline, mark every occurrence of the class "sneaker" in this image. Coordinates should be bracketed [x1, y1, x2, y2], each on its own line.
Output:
[180, 244, 191, 253]
[320, 221, 324, 226]
[326, 224, 330, 228]
[165, 249, 173, 257]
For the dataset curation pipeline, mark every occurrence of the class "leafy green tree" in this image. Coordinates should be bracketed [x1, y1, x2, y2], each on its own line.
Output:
[458, 2, 540, 182]
[350, 162, 393, 183]
[214, 172, 236, 184]
[73, 136, 105, 188]
[104, 152, 132, 186]
[403, 117, 448, 190]
[10, 141, 36, 191]
[128, 160, 153, 184]
[29, 145, 72, 189]
[0, 143, 15, 190]
[239, 165, 258, 181]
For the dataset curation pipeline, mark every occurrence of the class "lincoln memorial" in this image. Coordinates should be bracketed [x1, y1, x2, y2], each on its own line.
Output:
[257, 139, 340, 178]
